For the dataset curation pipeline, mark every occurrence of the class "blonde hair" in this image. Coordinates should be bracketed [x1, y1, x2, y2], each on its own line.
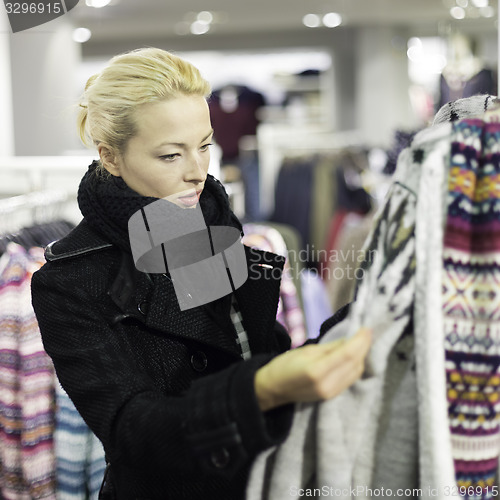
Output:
[77, 48, 211, 169]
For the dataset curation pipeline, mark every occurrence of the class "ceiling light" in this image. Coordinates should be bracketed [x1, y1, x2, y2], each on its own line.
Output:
[471, 0, 488, 6]
[323, 12, 342, 28]
[197, 11, 213, 24]
[86, 0, 111, 7]
[190, 21, 210, 35]
[303, 14, 320, 28]
[456, 0, 468, 7]
[407, 45, 423, 61]
[73, 27, 92, 43]
[450, 6, 466, 18]
[407, 37, 423, 48]
[406, 38, 423, 60]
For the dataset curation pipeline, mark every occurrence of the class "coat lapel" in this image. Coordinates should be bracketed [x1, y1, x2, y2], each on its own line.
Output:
[234, 246, 285, 354]
[145, 273, 241, 357]
[108, 245, 285, 358]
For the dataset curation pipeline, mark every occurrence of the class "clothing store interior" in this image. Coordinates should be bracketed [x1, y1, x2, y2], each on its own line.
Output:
[0, 0, 499, 498]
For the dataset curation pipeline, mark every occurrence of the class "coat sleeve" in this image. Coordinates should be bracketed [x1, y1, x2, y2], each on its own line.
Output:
[31, 264, 293, 480]
[271, 320, 292, 352]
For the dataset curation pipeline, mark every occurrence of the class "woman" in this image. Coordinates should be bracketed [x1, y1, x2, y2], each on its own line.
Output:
[31, 48, 371, 499]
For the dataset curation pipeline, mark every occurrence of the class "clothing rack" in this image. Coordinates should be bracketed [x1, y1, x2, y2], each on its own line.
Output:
[256, 124, 363, 216]
[0, 156, 93, 194]
[0, 190, 73, 237]
[0, 155, 94, 229]
[0, 190, 69, 214]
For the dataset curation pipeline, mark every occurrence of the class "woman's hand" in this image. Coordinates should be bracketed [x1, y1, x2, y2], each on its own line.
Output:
[254, 328, 372, 412]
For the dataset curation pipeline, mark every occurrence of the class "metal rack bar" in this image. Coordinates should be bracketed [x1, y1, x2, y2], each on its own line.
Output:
[0, 190, 70, 215]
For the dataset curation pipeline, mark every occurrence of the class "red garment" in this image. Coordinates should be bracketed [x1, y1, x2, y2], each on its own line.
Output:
[209, 86, 265, 162]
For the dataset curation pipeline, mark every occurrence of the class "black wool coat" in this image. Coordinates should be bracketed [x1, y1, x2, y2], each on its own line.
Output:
[31, 219, 294, 500]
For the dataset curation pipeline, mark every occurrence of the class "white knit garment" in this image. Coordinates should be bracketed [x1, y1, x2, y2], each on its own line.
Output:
[246, 122, 457, 500]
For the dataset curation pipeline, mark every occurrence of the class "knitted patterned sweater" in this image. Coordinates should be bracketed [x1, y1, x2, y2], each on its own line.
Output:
[0, 243, 56, 499]
[246, 95, 500, 500]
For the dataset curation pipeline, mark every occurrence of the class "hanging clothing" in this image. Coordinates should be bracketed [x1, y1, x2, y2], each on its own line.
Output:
[438, 67, 496, 110]
[270, 158, 314, 254]
[255, 222, 305, 312]
[384, 129, 418, 176]
[319, 152, 372, 275]
[271, 153, 371, 268]
[246, 94, 500, 500]
[299, 269, 332, 341]
[242, 223, 307, 347]
[0, 239, 106, 500]
[246, 142, 421, 499]
[0, 220, 75, 256]
[0, 243, 56, 500]
[442, 115, 500, 492]
[209, 85, 266, 163]
[324, 211, 375, 312]
[55, 383, 106, 500]
[433, 94, 495, 125]
[309, 155, 338, 253]
[238, 150, 261, 221]
[334, 155, 372, 215]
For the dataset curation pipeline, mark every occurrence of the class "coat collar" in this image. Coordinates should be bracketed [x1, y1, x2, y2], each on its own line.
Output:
[44, 219, 113, 261]
[46, 220, 285, 357]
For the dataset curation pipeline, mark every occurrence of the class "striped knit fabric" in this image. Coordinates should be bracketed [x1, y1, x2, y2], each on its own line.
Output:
[0, 243, 56, 499]
[229, 295, 252, 360]
[54, 383, 106, 500]
[444, 117, 500, 499]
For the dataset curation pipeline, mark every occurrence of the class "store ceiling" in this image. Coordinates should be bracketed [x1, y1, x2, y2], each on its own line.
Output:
[68, 0, 497, 54]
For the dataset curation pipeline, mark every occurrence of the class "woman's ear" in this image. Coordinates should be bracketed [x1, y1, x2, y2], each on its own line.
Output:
[98, 144, 121, 176]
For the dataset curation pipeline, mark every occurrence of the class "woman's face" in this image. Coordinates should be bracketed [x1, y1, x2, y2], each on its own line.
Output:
[104, 95, 213, 208]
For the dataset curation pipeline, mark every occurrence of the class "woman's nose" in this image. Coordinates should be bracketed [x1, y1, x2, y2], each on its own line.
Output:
[186, 154, 208, 182]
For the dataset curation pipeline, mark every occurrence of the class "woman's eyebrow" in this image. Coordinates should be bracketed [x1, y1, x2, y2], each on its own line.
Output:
[202, 129, 214, 142]
[155, 130, 214, 148]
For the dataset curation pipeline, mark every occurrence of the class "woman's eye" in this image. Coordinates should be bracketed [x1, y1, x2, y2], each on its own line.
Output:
[159, 154, 179, 161]
[200, 143, 212, 152]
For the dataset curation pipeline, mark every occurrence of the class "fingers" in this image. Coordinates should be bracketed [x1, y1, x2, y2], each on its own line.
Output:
[325, 327, 372, 390]
[255, 327, 373, 411]
[307, 327, 372, 381]
[343, 327, 372, 359]
[307, 329, 371, 400]
[319, 346, 368, 398]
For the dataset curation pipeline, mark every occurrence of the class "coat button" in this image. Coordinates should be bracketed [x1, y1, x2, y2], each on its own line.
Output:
[210, 447, 230, 468]
[137, 301, 148, 315]
[190, 351, 208, 372]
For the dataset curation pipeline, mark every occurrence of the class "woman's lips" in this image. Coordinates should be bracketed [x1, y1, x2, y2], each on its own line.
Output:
[177, 190, 202, 207]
